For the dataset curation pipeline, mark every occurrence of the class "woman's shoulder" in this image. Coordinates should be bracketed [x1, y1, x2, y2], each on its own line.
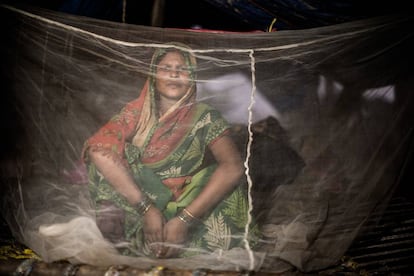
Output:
[194, 102, 229, 126]
[195, 102, 219, 113]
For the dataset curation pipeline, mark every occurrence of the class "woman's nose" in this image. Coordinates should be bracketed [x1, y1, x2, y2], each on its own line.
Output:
[170, 69, 179, 78]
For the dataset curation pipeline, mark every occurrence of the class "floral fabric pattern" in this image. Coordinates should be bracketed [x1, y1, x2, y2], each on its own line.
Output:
[86, 103, 259, 257]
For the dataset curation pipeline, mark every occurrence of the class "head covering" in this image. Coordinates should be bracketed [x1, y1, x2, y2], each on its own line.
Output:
[132, 43, 197, 147]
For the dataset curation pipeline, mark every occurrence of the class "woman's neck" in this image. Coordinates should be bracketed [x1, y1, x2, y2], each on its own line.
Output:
[158, 98, 177, 117]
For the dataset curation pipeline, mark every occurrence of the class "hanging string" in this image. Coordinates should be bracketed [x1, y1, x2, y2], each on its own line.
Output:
[242, 49, 257, 271]
[267, 18, 277, 32]
[122, 0, 126, 23]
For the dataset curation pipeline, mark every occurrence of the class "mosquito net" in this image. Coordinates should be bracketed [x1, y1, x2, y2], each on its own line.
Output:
[1, 4, 413, 273]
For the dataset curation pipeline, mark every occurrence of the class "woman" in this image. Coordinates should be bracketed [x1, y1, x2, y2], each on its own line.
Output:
[83, 43, 257, 258]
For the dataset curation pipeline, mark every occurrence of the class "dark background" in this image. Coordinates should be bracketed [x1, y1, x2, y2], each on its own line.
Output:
[7, 0, 412, 31]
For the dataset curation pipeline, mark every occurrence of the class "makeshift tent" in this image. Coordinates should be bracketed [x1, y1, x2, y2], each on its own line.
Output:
[1, 3, 413, 274]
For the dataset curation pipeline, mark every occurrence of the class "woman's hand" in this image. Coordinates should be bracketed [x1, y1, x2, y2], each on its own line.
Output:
[142, 206, 165, 257]
[159, 217, 189, 258]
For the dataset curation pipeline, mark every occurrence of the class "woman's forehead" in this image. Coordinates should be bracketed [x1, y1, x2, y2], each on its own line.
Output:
[158, 51, 186, 63]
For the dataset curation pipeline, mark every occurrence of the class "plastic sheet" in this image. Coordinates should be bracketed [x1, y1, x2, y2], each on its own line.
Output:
[1, 4, 413, 273]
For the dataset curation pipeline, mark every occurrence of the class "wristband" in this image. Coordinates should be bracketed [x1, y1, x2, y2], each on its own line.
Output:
[183, 208, 196, 219]
[177, 208, 197, 225]
[135, 194, 152, 215]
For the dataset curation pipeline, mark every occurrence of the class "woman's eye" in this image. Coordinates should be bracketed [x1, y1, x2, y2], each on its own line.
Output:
[158, 66, 170, 72]
[158, 66, 190, 74]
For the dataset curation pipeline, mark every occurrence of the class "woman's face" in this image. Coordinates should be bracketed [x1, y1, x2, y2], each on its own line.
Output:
[155, 51, 192, 102]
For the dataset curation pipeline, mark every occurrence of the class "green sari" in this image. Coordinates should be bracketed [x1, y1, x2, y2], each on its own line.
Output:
[86, 103, 259, 257]
[84, 45, 259, 257]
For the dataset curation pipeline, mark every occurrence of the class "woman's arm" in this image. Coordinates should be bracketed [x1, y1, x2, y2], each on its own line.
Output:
[88, 149, 166, 254]
[88, 149, 144, 205]
[184, 134, 245, 218]
[161, 134, 244, 257]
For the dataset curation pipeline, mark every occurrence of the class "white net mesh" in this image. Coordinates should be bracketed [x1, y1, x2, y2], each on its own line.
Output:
[1, 4, 413, 273]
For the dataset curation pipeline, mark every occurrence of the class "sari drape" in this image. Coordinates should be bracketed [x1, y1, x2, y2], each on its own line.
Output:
[86, 103, 258, 256]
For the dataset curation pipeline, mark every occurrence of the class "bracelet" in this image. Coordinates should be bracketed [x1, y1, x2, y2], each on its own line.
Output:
[177, 208, 197, 226]
[183, 208, 196, 219]
[135, 194, 152, 215]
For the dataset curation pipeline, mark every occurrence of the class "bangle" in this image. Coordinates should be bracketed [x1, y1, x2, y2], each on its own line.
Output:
[135, 194, 152, 215]
[183, 208, 196, 219]
[177, 208, 197, 225]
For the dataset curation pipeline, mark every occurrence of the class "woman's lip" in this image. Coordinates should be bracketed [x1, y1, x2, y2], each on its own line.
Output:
[166, 82, 182, 87]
